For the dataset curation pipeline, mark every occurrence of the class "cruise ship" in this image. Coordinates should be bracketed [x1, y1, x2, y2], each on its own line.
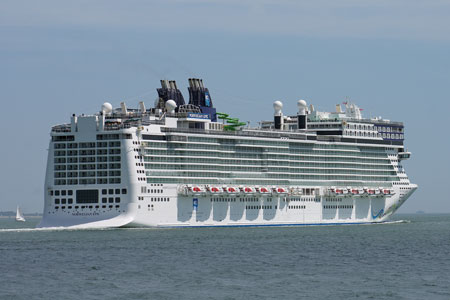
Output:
[38, 78, 417, 228]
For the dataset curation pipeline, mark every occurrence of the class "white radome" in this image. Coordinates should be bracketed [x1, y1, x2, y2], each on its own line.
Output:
[102, 102, 113, 114]
[273, 100, 283, 112]
[297, 99, 307, 108]
[165, 100, 177, 113]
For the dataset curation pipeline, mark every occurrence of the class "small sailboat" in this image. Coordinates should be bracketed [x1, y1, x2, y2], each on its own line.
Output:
[16, 206, 26, 222]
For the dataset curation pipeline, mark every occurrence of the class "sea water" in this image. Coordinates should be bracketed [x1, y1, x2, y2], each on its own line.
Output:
[0, 214, 449, 300]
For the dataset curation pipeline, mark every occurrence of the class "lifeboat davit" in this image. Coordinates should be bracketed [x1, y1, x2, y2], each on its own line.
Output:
[226, 187, 238, 194]
[358, 188, 365, 195]
[258, 187, 271, 194]
[243, 187, 254, 194]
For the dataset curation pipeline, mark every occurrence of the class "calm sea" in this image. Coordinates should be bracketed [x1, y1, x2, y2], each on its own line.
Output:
[0, 214, 449, 300]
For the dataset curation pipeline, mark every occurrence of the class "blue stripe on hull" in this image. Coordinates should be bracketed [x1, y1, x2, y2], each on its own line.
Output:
[146, 221, 387, 229]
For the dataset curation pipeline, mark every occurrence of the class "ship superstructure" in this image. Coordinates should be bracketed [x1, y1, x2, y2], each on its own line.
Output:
[38, 79, 417, 228]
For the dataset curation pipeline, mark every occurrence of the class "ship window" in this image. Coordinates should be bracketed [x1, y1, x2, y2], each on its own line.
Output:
[115, 197, 120, 203]
[50, 190, 53, 196]
[122, 188, 127, 194]
[108, 197, 114, 203]
[55, 199, 60, 204]
[76, 190, 99, 204]
[68, 199, 73, 204]
[68, 190, 73, 196]
[61, 190, 66, 196]
[55, 191, 60, 196]
[61, 199, 66, 204]
[102, 197, 107, 203]
[108, 189, 114, 194]
[115, 189, 120, 194]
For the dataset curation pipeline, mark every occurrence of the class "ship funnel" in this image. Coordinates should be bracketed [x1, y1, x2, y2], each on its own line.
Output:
[187, 78, 216, 121]
[157, 79, 185, 108]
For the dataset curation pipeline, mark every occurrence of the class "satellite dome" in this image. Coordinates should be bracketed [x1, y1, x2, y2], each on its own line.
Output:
[101, 102, 113, 114]
[165, 99, 177, 113]
[297, 99, 307, 108]
[273, 101, 283, 112]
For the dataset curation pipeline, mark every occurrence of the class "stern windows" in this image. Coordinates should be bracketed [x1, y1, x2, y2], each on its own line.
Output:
[76, 189, 99, 204]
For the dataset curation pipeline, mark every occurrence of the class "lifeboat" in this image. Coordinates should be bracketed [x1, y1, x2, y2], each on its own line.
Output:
[367, 188, 376, 195]
[242, 187, 254, 194]
[350, 188, 359, 195]
[208, 186, 222, 194]
[190, 186, 205, 194]
[226, 186, 239, 194]
[258, 187, 271, 194]
[335, 188, 344, 195]
[274, 187, 288, 194]
[382, 188, 391, 195]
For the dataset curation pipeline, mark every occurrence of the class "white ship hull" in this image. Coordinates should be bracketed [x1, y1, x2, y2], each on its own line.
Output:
[38, 184, 417, 228]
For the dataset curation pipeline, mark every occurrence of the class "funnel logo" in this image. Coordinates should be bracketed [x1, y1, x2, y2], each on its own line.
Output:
[205, 91, 211, 107]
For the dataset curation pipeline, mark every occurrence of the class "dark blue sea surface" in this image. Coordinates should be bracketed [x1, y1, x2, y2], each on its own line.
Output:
[0, 214, 449, 300]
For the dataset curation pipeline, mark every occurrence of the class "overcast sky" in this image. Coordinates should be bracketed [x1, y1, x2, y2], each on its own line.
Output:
[1, 0, 449, 213]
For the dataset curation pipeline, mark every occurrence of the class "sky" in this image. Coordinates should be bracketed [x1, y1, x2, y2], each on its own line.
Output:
[1, 0, 449, 213]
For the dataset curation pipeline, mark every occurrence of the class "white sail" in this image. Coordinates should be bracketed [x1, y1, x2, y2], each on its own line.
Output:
[16, 206, 26, 222]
